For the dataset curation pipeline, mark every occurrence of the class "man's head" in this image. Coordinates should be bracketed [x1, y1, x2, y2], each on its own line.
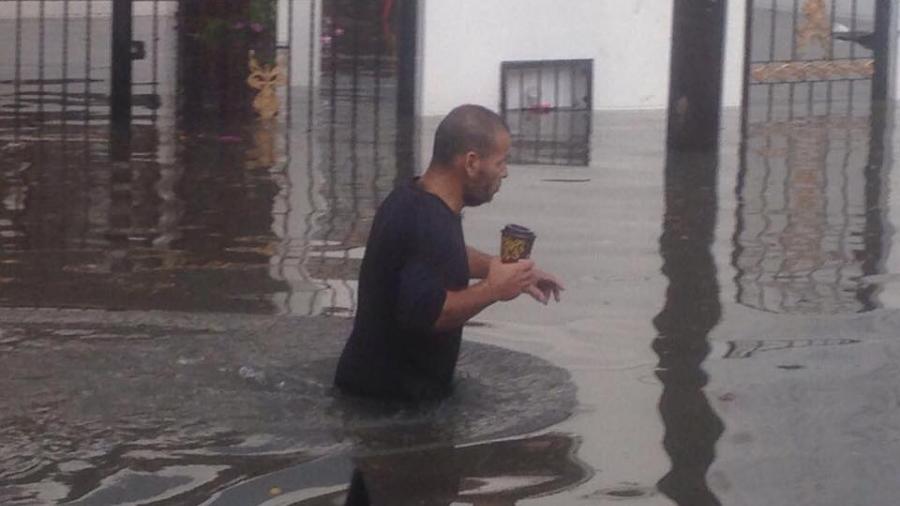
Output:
[430, 105, 511, 207]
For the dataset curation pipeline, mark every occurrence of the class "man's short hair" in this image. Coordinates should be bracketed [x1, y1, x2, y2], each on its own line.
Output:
[431, 105, 509, 166]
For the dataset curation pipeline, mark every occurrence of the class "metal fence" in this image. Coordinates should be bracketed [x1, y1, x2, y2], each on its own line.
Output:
[734, 0, 892, 314]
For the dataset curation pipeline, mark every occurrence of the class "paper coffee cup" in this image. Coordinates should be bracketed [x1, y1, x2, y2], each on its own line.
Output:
[500, 224, 536, 263]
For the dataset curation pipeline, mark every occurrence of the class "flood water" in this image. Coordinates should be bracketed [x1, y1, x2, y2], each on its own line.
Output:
[5, 6, 900, 506]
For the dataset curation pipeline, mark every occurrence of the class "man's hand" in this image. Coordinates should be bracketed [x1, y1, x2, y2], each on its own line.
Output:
[485, 257, 537, 302]
[524, 267, 565, 305]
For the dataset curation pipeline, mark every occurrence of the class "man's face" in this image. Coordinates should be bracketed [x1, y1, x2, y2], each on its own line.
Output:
[462, 130, 511, 207]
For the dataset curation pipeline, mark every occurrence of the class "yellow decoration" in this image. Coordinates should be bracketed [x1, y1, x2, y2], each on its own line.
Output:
[750, 58, 874, 83]
[247, 51, 287, 120]
[796, 0, 831, 50]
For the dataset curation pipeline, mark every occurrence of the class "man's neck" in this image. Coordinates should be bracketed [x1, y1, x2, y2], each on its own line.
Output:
[419, 166, 464, 214]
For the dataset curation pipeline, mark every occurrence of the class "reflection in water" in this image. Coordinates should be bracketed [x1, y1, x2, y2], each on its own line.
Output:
[734, 112, 888, 313]
[0, 1, 411, 315]
[0, 315, 577, 504]
[653, 150, 724, 505]
[301, 434, 589, 505]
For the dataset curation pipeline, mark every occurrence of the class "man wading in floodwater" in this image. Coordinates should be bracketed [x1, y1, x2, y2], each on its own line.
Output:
[334, 104, 564, 402]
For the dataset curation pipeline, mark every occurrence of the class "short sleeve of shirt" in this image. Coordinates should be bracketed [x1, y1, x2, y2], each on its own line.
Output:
[394, 259, 447, 334]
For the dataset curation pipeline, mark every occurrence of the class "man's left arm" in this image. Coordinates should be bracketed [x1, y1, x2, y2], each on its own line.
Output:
[466, 245, 564, 304]
[466, 246, 493, 279]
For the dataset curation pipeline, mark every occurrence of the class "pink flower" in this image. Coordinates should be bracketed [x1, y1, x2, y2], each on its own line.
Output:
[250, 22, 264, 33]
[233, 21, 246, 29]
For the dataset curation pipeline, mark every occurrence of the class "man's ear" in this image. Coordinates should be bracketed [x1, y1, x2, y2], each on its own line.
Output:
[463, 151, 480, 177]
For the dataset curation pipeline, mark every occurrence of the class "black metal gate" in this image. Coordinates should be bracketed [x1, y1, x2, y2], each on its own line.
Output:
[735, 0, 893, 314]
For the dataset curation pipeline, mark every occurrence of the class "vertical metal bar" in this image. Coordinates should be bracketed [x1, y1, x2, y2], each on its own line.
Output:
[351, 1, 360, 127]
[286, 0, 294, 125]
[39, 0, 46, 126]
[535, 66, 542, 160]
[829, 0, 838, 58]
[552, 64, 560, 165]
[769, 0, 778, 62]
[848, 80, 854, 116]
[307, 0, 315, 130]
[152, 0, 160, 124]
[518, 68, 524, 146]
[330, 0, 338, 123]
[111, 0, 134, 134]
[568, 64, 577, 162]
[807, 82, 814, 116]
[740, 0, 755, 144]
[63, 0, 70, 136]
[584, 60, 592, 165]
[85, 0, 92, 133]
[82, 0, 93, 248]
[791, 0, 799, 61]
[789, 82, 796, 120]
[373, 0, 383, 201]
[13, 0, 22, 141]
[850, 0, 858, 59]
[826, 79, 833, 115]
[871, 0, 891, 102]
[396, 0, 418, 117]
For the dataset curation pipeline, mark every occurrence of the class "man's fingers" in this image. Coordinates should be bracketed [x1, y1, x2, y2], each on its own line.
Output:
[543, 273, 565, 291]
[524, 285, 548, 304]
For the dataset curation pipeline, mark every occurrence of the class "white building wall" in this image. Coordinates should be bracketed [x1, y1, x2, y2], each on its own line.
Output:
[724, 0, 749, 111]
[419, 0, 754, 116]
[419, 0, 674, 116]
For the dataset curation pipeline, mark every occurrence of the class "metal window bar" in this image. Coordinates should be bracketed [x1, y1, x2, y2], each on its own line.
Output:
[14, 0, 22, 142]
[62, 0, 70, 139]
[501, 59, 592, 166]
[38, 0, 45, 129]
[85, 0, 92, 134]
[152, 0, 160, 124]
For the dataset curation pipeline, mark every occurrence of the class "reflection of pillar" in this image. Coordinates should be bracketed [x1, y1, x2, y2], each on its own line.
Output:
[653, 151, 724, 506]
[859, 92, 892, 309]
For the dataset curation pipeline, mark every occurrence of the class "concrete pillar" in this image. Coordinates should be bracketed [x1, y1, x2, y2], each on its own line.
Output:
[666, 0, 728, 151]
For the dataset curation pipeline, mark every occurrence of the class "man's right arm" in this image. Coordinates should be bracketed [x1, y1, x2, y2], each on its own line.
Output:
[433, 258, 536, 332]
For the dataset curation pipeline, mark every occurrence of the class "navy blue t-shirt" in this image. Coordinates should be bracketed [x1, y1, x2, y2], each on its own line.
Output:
[334, 179, 470, 401]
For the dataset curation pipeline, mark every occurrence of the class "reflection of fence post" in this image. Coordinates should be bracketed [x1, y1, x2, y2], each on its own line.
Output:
[111, 0, 133, 159]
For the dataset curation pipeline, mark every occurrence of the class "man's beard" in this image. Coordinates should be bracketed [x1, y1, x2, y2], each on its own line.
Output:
[462, 179, 495, 207]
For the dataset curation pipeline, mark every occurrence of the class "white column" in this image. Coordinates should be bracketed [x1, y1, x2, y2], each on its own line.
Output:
[278, 0, 321, 89]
